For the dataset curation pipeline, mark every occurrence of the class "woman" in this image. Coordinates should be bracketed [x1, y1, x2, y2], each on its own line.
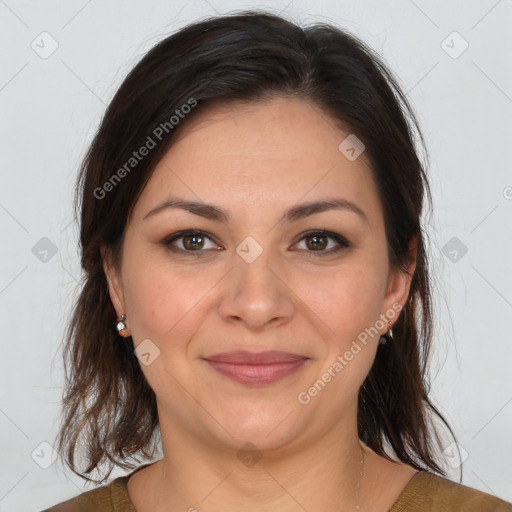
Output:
[43, 10, 511, 512]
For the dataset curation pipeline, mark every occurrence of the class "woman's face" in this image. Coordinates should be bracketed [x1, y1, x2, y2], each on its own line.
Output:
[104, 97, 415, 453]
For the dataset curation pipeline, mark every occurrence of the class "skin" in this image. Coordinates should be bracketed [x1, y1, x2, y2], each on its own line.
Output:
[103, 97, 419, 512]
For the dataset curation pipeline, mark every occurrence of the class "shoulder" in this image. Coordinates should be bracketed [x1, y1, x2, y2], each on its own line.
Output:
[390, 470, 512, 512]
[40, 475, 135, 512]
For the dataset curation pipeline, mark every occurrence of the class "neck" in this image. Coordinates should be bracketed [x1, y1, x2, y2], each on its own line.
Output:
[141, 415, 367, 512]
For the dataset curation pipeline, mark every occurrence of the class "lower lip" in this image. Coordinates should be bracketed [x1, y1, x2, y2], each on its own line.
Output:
[204, 359, 309, 385]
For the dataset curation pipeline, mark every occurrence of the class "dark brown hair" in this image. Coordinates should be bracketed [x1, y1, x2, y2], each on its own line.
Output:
[56, 10, 458, 483]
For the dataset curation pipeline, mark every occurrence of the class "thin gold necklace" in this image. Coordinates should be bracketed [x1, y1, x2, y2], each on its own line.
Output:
[355, 442, 365, 511]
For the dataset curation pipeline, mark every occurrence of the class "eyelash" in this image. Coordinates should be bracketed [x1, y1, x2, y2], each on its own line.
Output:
[162, 230, 351, 257]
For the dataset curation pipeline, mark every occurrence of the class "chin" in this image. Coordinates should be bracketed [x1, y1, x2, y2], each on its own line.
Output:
[207, 403, 304, 452]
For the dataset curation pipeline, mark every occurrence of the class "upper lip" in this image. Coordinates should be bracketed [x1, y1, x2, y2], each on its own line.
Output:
[203, 350, 308, 364]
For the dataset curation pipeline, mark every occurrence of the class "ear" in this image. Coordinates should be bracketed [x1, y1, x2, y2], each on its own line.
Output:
[101, 244, 126, 318]
[382, 236, 418, 326]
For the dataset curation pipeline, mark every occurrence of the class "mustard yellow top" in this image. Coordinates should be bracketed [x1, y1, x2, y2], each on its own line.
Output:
[42, 464, 512, 511]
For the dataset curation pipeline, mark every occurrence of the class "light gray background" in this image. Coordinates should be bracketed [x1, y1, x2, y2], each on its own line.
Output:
[1, 0, 511, 510]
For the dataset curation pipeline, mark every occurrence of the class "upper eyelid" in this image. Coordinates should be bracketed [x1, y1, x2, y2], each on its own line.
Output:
[164, 230, 218, 245]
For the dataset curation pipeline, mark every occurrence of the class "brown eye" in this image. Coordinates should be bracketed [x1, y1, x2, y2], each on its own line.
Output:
[182, 233, 205, 250]
[163, 230, 220, 256]
[305, 233, 328, 251]
[294, 231, 351, 256]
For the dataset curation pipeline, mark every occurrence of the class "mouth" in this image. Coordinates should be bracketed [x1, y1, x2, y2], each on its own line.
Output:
[201, 350, 310, 385]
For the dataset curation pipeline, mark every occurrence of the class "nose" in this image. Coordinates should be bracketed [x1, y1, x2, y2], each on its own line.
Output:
[217, 244, 295, 330]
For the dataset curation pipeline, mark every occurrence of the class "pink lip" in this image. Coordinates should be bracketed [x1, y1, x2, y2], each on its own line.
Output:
[205, 350, 307, 364]
[202, 351, 309, 385]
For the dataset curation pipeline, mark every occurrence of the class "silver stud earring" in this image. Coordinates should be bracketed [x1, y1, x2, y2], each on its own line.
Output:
[116, 314, 131, 338]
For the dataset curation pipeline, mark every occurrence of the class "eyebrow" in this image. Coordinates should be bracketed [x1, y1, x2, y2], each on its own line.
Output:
[143, 196, 368, 224]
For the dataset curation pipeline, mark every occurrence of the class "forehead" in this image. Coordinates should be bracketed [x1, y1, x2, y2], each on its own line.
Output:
[171, 97, 363, 160]
[132, 98, 383, 227]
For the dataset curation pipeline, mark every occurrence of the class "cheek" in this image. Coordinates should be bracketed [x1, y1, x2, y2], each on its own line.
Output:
[304, 263, 385, 340]
[304, 267, 384, 398]
[122, 255, 220, 345]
